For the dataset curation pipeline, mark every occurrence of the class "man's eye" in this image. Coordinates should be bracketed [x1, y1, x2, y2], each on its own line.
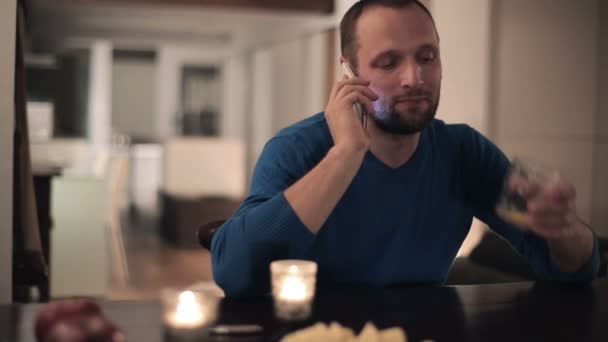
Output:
[418, 51, 436, 64]
[377, 58, 397, 69]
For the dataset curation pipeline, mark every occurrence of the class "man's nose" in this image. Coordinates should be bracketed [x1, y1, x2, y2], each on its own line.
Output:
[400, 62, 424, 88]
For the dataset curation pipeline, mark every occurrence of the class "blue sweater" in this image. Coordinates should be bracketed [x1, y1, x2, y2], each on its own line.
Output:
[211, 114, 600, 297]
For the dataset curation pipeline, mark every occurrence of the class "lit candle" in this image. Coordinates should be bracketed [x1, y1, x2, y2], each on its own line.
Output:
[166, 291, 205, 329]
[279, 275, 307, 302]
[161, 288, 219, 338]
[271, 260, 317, 321]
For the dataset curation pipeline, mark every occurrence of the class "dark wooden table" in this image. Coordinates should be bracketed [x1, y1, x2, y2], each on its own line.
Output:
[2, 279, 607, 341]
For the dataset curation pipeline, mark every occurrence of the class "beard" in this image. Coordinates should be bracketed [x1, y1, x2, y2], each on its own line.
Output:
[371, 89, 440, 135]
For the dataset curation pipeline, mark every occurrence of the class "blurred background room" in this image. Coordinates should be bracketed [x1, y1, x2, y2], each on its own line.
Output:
[1, 0, 606, 303]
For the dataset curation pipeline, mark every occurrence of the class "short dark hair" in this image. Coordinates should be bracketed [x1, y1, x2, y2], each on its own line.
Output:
[340, 0, 436, 69]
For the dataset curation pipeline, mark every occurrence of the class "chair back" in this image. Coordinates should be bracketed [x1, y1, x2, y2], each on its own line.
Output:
[197, 220, 226, 250]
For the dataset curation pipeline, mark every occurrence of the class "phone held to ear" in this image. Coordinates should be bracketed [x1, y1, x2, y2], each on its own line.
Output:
[341, 62, 367, 128]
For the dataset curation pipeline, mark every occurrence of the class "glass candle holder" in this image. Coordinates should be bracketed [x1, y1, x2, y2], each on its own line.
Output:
[160, 289, 219, 340]
[270, 260, 317, 321]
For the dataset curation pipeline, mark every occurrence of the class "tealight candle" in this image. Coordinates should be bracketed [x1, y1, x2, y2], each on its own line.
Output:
[161, 289, 219, 340]
[271, 260, 317, 321]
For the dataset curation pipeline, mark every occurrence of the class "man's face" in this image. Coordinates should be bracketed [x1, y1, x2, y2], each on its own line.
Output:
[354, 5, 442, 135]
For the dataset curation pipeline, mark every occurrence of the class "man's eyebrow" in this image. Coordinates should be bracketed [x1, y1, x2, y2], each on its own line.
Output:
[372, 43, 438, 59]
[370, 49, 401, 61]
[417, 43, 439, 51]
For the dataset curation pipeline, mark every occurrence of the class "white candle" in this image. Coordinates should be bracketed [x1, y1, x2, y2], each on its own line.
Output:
[271, 260, 317, 320]
[166, 291, 206, 329]
[161, 288, 219, 335]
[279, 275, 307, 302]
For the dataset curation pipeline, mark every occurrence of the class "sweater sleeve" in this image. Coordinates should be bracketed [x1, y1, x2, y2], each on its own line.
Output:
[210, 136, 318, 297]
[455, 125, 600, 283]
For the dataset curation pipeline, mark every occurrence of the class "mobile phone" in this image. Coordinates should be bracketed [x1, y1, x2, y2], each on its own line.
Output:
[341, 62, 367, 128]
[208, 324, 264, 335]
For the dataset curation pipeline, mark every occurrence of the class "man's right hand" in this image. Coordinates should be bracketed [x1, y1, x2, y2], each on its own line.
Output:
[325, 75, 378, 153]
[283, 76, 378, 233]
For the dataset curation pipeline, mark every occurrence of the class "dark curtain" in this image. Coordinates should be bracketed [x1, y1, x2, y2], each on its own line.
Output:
[12, 0, 48, 303]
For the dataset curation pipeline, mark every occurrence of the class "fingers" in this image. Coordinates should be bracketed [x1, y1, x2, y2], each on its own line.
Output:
[524, 180, 578, 239]
[336, 84, 378, 103]
[330, 76, 375, 102]
[528, 190, 575, 212]
[546, 182, 576, 202]
[528, 209, 575, 230]
[508, 174, 575, 204]
[529, 218, 578, 239]
[327, 76, 378, 121]
[345, 92, 376, 115]
[329, 75, 346, 100]
[335, 83, 378, 117]
[528, 198, 575, 232]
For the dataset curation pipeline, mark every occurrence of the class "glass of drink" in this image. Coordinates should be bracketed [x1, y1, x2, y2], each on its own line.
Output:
[496, 158, 561, 228]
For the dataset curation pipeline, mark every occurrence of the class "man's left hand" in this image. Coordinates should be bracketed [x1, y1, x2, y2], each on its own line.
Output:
[522, 179, 594, 272]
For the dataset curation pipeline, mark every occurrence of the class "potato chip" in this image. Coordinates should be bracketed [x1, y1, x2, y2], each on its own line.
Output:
[328, 321, 355, 341]
[281, 321, 408, 342]
[354, 322, 380, 342]
[281, 322, 328, 342]
[379, 327, 407, 342]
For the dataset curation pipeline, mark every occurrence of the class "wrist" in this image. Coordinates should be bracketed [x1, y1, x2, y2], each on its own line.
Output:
[326, 143, 367, 173]
[332, 142, 368, 159]
[546, 219, 593, 245]
[546, 220, 594, 272]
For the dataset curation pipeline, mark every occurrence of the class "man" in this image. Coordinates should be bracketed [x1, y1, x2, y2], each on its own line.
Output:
[211, 0, 599, 297]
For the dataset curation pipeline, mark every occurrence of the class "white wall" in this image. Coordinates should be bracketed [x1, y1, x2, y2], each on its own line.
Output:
[112, 58, 157, 139]
[493, 0, 598, 223]
[271, 32, 330, 132]
[334, 0, 357, 23]
[155, 45, 245, 140]
[247, 31, 330, 175]
[0, 0, 17, 304]
[432, 0, 492, 134]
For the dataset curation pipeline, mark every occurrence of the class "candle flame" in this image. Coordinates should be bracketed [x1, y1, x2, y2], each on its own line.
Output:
[175, 291, 204, 324]
[279, 276, 307, 301]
